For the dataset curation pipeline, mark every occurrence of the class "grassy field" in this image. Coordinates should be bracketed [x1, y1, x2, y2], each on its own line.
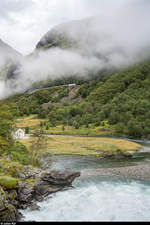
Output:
[16, 115, 141, 157]
[15, 115, 114, 136]
[16, 115, 45, 131]
[20, 136, 141, 157]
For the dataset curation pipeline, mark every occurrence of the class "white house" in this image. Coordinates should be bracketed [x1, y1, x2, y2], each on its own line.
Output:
[13, 128, 25, 139]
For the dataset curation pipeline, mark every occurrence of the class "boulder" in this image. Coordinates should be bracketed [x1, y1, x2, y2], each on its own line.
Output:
[41, 170, 81, 186]
[34, 184, 62, 201]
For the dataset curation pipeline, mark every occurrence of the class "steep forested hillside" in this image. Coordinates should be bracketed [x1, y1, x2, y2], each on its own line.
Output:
[2, 59, 150, 139]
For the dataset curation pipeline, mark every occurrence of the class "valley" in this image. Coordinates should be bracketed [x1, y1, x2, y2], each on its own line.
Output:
[0, 3, 150, 221]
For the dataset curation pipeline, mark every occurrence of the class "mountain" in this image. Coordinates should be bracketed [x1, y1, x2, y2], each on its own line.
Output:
[36, 19, 92, 50]
[1, 17, 150, 99]
[3, 58, 150, 139]
[0, 38, 21, 62]
[34, 17, 150, 86]
[0, 39, 22, 82]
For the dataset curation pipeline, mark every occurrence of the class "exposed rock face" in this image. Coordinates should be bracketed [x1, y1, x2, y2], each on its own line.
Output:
[17, 169, 80, 206]
[18, 182, 34, 203]
[0, 167, 80, 221]
[41, 170, 81, 186]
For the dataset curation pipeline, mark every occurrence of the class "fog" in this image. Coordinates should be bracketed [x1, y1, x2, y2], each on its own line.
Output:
[0, 0, 150, 99]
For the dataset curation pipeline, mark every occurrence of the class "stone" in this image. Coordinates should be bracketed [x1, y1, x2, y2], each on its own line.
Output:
[0, 203, 22, 221]
[41, 170, 81, 186]
[18, 166, 42, 179]
[17, 182, 34, 203]
[0, 187, 21, 221]
[34, 184, 62, 200]
[29, 202, 40, 211]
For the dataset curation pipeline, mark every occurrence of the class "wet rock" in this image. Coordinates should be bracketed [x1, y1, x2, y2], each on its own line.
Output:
[29, 202, 40, 211]
[41, 170, 81, 186]
[34, 184, 62, 201]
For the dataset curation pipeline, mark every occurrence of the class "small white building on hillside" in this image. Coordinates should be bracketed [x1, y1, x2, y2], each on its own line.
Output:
[13, 128, 25, 139]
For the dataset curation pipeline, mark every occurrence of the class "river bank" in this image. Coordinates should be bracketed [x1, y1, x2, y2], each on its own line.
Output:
[20, 150, 150, 222]
[0, 161, 80, 222]
[82, 164, 150, 181]
[20, 135, 141, 158]
[0, 136, 147, 221]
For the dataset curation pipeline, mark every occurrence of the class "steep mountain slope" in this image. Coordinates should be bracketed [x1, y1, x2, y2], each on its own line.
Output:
[36, 18, 92, 50]
[0, 39, 22, 81]
[0, 39, 21, 61]
[2, 59, 150, 138]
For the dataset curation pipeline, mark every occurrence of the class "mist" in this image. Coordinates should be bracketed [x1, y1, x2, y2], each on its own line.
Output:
[0, 0, 150, 99]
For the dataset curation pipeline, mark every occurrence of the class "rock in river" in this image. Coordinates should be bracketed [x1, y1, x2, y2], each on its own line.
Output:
[0, 167, 80, 221]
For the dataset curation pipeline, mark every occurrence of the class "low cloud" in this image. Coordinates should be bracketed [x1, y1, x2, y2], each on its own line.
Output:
[0, 0, 150, 99]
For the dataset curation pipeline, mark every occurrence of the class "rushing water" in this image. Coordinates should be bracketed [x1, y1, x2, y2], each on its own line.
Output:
[21, 139, 150, 222]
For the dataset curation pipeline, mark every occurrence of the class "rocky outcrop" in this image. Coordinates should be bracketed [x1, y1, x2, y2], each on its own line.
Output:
[41, 170, 81, 186]
[17, 168, 80, 207]
[0, 187, 21, 221]
[0, 167, 80, 221]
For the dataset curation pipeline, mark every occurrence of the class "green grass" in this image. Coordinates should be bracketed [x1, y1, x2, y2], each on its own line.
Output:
[20, 136, 141, 157]
[16, 115, 114, 136]
[0, 175, 19, 189]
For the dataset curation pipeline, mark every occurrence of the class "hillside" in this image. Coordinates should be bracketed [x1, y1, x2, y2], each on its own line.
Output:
[36, 18, 93, 50]
[0, 39, 22, 82]
[2, 59, 150, 139]
[0, 39, 21, 62]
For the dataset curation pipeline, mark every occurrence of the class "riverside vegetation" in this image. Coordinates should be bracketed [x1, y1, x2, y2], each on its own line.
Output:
[0, 102, 80, 221]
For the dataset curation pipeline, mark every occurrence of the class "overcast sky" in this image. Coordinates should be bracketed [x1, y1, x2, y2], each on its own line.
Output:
[0, 0, 149, 55]
[0, 0, 133, 55]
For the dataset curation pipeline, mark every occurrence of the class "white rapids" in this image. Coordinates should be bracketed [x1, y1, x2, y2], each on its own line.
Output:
[20, 175, 150, 222]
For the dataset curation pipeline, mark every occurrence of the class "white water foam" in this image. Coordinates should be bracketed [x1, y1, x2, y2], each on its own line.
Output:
[21, 178, 150, 222]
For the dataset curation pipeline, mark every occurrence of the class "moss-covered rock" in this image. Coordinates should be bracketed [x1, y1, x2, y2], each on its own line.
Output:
[0, 176, 18, 189]
[0, 187, 7, 200]
[0, 186, 21, 221]
[0, 203, 21, 221]
[0, 157, 23, 177]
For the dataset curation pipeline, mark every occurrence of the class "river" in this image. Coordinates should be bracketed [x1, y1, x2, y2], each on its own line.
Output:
[20, 138, 150, 222]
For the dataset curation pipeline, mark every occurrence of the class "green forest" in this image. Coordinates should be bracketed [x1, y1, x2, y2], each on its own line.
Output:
[2, 59, 150, 139]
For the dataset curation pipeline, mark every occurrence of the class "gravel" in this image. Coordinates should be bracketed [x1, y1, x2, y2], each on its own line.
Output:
[81, 164, 150, 181]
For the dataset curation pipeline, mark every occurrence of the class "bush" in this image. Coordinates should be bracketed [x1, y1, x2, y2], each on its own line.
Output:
[9, 141, 30, 165]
